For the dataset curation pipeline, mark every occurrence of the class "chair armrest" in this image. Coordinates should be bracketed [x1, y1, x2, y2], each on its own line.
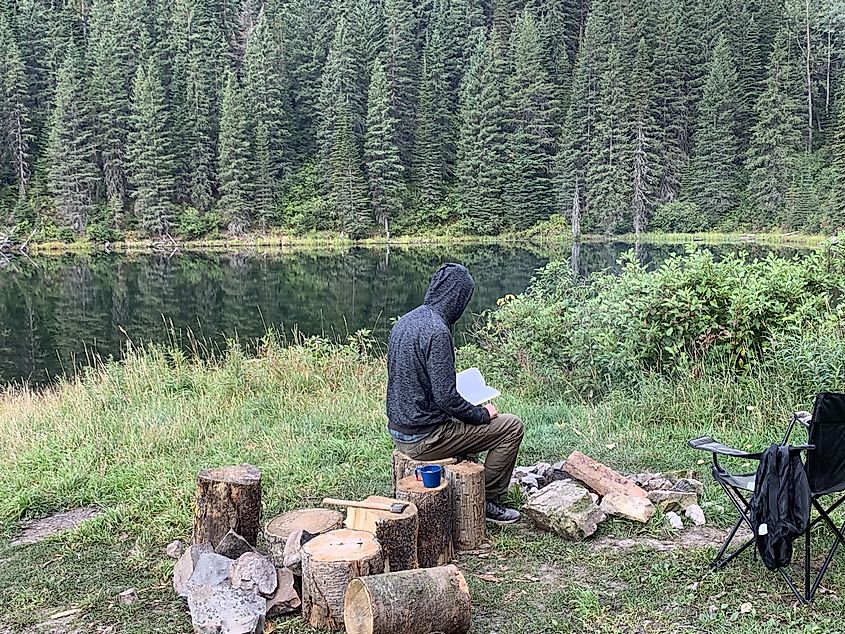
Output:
[794, 411, 812, 428]
[688, 436, 764, 459]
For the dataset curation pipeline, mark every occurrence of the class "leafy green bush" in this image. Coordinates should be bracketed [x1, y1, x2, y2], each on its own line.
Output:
[175, 206, 220, 240]
[475, 246, 845, 396]
[650, 201, 710, 233]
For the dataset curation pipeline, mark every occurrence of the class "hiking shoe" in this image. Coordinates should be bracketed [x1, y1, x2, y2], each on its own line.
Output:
[485, 501, 520, 525]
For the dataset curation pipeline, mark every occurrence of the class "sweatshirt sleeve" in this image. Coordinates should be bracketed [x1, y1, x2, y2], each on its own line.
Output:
[426, 329, 491, 425]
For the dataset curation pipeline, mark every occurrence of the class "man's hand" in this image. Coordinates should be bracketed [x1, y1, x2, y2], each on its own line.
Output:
[484, 403, 499, 419]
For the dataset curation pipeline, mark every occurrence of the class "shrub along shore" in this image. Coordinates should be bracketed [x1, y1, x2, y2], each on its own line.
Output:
[2, 247, 845, 632]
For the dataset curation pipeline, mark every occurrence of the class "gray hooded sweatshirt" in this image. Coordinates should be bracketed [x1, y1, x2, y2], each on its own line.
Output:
[386, 263, 491, 436]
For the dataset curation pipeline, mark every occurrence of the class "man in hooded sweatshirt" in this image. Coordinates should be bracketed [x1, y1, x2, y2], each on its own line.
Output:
[386, 263, 524, 524]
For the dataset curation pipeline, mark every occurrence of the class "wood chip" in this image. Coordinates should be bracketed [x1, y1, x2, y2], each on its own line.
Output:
[48, 608, 82, 620]
[477, 573, 502, 583]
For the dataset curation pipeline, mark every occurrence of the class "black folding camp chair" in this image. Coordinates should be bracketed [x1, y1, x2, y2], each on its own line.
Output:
[689, 392, 845, 603]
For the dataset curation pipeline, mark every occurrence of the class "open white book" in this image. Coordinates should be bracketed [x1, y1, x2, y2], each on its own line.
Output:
[456, 367, 501, 405]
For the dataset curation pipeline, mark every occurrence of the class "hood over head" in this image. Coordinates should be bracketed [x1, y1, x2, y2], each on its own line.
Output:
[423, 263, 475, 325]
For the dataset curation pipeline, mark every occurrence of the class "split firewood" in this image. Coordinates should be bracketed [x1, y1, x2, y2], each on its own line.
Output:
[563, 451, 647, 498]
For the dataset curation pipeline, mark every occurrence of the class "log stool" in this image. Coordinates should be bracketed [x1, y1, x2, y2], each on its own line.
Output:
[344, 496, 419, 572]
[301, 528, 384, 631]
[395, 475, 454, 567]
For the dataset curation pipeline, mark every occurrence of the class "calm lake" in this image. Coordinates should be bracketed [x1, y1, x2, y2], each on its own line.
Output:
[0, 241, 809, 384]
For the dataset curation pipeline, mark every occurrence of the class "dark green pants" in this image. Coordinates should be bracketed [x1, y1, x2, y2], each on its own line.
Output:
[392, 414, 524, 502]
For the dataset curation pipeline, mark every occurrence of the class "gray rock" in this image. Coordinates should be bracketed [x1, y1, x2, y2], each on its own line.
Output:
[665, 512, 684, 530]
[520, 474, 540, 488]
[514, 466, 536, 477]
[215, 530, 256, 560]
[174, 544, 214, 598]
[523, 480, 606, 540]
[684, 504, 706, 526]
[188, 583, 266, 634]
[190, 553, 234, 590]
[534, 462, 552, 478]
[600, 492, 656, 523]
[549, 461, 568, 482]
[647, 489, 698, 512]
[166, 540, 186, 560]
[230, 552, 278, 597]
[673, 478, 705, 496]
[282, 529, 314, 576]
[265, 568, 301, 617]
[118, 588, 139, 606]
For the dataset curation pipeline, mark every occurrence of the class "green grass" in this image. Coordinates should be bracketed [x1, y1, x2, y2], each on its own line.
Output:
[1, 339, 843, 632]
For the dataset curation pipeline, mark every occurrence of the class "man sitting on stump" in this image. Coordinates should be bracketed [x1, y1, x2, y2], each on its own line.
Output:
[386, 262, 524, 524]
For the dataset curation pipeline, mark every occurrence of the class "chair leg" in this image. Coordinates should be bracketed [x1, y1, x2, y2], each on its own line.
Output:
[712, 517, 755, 569]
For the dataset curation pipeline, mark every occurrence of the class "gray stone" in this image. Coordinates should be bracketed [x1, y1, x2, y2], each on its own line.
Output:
[665, 512, 684, 530]
[190, 553, 234, 591]
[265, 568, 301, 617]
[215, 530, 256, 560]
[684, 504, 706, 526]
[166, 540, 186, 560]
[282, 529, 314, 576]
[673, 478, 705, 496]
[514, 466, 536, 477]
[230, 552, 278, 597]
[549, 461, 568, 482]
[647, 489, 698, 512]
[188, 583, 266, 634]
[174, 544, 214, 598]
[534, 462, 552, 478]
[118, 588, 139, 606]
[520, 474, 540, 488]
[600, 492, 656, 523]
[523, 480, 606, 540]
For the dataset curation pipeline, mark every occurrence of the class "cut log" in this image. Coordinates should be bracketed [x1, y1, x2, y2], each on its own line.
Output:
[344, 564, 471, 634]
[395, 475, 454, 567]
[264, 508, 344, 567]
[301, 529, 384, 631]
[344, 496, 419, 572]
[563, 451, 647, 498]
[193, 464, 262, 549]
[392, 450, 457, 494]
[445, 462, 486, 551]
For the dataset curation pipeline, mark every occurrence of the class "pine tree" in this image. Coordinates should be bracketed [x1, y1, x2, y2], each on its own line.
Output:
[411, 21, 450, 206]
[243, 9, 290, 187]
[684, 35, 742, 226]
[0, 15, 32, 199]
[218, 72, 253, 235]
[588, 44, 631, 234]
[178, 0, 226, 212]
[456, 30, 506, 232]
[505, 11, 558, 229]
[252, 122, 275, 228]
[317, 17, 365, 180]
[127, 59, 176, 237]
[330, 98, 372, 238]
[630, 37, 658, 236]
[728, 2, 765, 152]
[364, 58, 404, 236]
[830, 81, 845, 228]
[383, 0, 419, 167]
[651, 0, 689, 204]
[745, 28, 804, 226]
[46, 49, 100, 234]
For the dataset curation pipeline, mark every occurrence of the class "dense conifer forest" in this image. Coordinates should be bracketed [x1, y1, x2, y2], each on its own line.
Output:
[0, 0, 844, 241]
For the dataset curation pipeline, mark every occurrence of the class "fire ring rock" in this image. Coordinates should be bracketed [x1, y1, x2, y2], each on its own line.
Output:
[523, 480, 606, 540]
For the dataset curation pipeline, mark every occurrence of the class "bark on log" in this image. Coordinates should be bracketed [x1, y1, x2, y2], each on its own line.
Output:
[392, 450, 457, 494]
[343, 564, 471, 634]
[301, 529, 384, 631]
[193, 464, 262, 548]
[264, 508, 344, 567]
[445, 461, 486, 551]
[344, 496, 419, 572]
[395, 475, 454, 567]
[563, 451, 647, 498]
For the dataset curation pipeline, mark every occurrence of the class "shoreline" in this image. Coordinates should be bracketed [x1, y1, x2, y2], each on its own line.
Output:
[16, 230, 832, 256]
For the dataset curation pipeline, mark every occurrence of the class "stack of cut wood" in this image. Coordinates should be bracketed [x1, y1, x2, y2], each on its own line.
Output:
[176, 459, 479, 633]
